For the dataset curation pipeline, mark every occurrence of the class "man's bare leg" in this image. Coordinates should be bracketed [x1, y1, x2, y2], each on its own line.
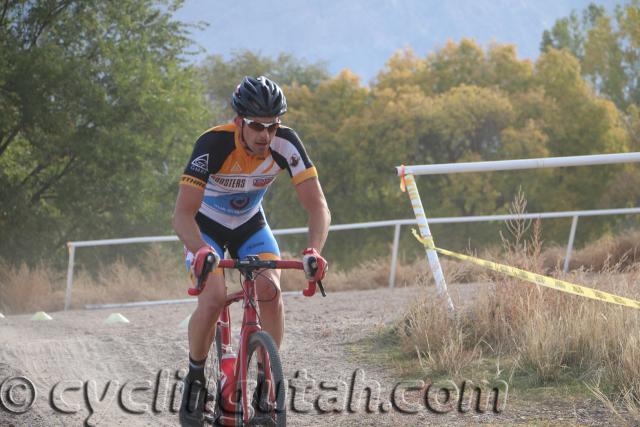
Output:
[180, 272, 227, 426]
[189, 272, 227, 359]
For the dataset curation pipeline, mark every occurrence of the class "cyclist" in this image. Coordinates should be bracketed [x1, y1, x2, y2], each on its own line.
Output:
[173, 75, 330, 426]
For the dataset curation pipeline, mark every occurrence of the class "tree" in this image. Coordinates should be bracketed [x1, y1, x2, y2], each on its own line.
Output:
[198, 50, 329, 122]
[263, 70, 369, 228]
[541, 1, 640, 110]
[532, 48, 628, 231]
[428, 39, 487, 94]
[0, 0, 209, 264]
[539, 5, 604, 59]
[264, 39, 634, 257]
[484, 44, 535, 94]
[374, 48, 429, 93]
[375, 41, 534, 98]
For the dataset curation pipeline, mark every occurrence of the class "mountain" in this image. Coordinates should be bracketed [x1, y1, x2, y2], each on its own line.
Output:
[173, 0, 619, 83]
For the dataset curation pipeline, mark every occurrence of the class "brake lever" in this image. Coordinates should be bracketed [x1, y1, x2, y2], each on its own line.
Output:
[317, 280, 326, 297]
[306, 257, 327, 297]
[188, 253, 217, 296]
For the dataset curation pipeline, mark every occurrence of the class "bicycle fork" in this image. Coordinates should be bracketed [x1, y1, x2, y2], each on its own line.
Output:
[238, 274, 260, 424]
[216, 275, 276, 425]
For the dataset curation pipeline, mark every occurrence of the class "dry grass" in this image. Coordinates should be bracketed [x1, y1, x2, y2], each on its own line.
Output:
[0, 244, 186, 313]
[398, 190, 640, 423]
[0, 246, 435, 314]
[543, 230, 640, 273]
[0, 259, 64, 313]
[401, 293, 482, 378]
[283, 255, 472, 292]
[71, 246, 187, 308]
[2, 225, 639, 313]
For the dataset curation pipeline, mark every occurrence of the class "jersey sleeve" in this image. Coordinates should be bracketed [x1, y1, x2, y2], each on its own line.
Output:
[271, 127, 318, 185]
[180, 132, 216, 189]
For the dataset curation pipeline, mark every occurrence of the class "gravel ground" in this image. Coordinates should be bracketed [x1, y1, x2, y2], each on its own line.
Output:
[0, 284, 624, 426]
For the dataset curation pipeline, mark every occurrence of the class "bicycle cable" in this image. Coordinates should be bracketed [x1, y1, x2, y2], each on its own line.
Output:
[236, 270, 277, 329]
[237, 269, 279, 303]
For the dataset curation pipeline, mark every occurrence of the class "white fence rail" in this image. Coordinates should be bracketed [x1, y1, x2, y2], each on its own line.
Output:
[396, 152, 640, 313]
[397, 152, 640, 176]
[65, 207, 640, 310]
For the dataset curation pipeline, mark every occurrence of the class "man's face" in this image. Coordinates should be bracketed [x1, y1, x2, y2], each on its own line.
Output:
[238, 116, 280, 156]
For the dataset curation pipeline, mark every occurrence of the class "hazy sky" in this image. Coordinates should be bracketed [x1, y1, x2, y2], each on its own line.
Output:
[173, 0, 619, 82]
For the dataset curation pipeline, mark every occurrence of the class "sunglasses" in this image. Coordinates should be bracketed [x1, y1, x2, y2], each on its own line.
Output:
[243, 117, 280, 132]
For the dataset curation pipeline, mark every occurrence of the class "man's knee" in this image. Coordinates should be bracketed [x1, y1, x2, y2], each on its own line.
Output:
[256, 271, 281, 303]
[197, 274, 226, 315]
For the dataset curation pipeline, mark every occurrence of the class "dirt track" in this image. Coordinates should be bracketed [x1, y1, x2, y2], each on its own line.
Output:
[0, 284, 619, 426]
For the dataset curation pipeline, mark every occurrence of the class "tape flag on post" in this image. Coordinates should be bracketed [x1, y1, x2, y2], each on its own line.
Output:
[412, 229, 640, 310]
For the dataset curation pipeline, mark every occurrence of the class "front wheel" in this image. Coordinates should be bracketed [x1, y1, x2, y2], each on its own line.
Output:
[245, 331, 286, 427]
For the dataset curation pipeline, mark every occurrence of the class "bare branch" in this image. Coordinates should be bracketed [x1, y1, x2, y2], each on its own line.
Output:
[0, 125, 20, 157]
[0, 0, 10, 28]
[28, 0, 73, 49]
[19, 163, 49, 187]
[30, 154, 77, 205]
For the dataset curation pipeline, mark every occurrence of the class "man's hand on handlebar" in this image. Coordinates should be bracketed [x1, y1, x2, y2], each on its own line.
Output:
[187, 251, 327, 298]
[188, 246, 220, 296]
[302, 247, 328, 282]
[191, 246, 220, 277]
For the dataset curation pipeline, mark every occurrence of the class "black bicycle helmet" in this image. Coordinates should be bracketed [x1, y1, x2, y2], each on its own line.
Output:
[231, 76, 287, 117]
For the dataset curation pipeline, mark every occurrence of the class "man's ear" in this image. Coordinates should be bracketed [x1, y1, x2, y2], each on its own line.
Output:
[233, 116, 243, 126]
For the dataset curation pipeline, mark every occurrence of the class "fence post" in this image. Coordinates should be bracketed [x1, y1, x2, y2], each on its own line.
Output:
[389, 224, 401, 288]
[403, 174, 454, 312]
[64, 244, 76, 311]
[563, 215, 579, 273]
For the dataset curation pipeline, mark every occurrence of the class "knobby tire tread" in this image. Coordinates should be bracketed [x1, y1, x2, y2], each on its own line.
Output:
[246, 331, 286, 427]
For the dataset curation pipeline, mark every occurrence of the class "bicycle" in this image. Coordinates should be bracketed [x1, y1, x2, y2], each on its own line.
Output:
[187, 254, 326, 426]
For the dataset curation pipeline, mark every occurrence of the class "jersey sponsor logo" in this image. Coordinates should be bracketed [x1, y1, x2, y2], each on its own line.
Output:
[213, 176, 246, 189]
[253, 177, 275, 188]
[190, 154, 209, 172]
[231, 161, 242, 173]
[289, 154, 300, 167]
[230, 197, 250, 210]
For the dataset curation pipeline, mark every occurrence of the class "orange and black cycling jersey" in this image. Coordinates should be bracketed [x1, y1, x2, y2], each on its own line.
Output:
[180, 123, 318, 229]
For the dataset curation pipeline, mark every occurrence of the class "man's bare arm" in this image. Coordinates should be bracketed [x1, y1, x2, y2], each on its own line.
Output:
[172, 184, 208, 254]
[295, 177, 331, 251]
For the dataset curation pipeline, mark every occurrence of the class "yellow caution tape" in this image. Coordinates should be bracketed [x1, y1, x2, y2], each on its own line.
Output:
[412, 229, 640, 309]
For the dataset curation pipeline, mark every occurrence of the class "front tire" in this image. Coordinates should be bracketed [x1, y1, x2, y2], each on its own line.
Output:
[245, 331, 286, 427]
[203, 324, 222, 424]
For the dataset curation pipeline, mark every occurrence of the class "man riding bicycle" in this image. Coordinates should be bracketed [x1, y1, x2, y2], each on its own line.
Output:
[172, 75, 330, 426]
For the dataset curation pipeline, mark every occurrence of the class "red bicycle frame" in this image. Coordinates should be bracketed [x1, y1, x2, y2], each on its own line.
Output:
[207, 257, 324, 424]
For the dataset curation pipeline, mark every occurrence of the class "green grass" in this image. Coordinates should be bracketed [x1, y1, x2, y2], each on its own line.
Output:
[345, 325, 423, 380]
